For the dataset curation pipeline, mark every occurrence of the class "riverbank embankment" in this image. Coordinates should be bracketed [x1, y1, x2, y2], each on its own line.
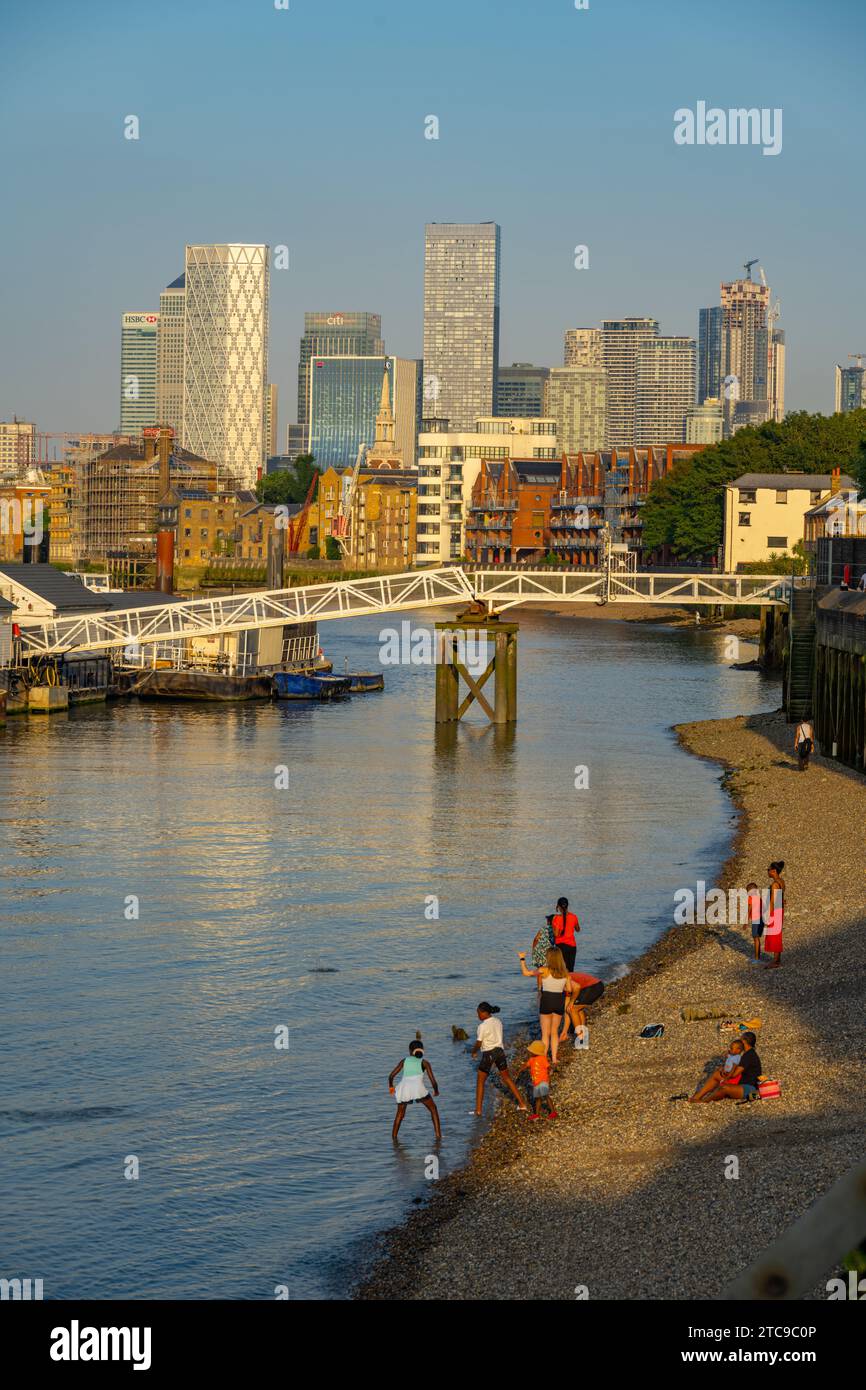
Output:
[355, 708, 866, 1300]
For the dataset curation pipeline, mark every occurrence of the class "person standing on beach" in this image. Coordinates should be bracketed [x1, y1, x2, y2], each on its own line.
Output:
[764, 862, 785, 968]
[549, 896, 580, 972]
[794, 718, 814, 772]
[530, 918, 555, 969]
[518, 948, 574, 1066]
[515, 1041, 557, 1120]
[470, 1003, 529, 1117]
[388, 1041, 441, 1141]
[747, 881, 764, 961]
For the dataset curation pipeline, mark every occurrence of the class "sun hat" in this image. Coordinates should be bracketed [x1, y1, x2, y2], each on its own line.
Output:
[528, 1041, 547, 1056]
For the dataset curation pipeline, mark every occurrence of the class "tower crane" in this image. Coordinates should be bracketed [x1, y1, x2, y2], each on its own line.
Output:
[743, 258, 758, 280]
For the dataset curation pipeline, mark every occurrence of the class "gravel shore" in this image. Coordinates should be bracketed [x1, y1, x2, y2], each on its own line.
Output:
[355, 708, 866, 1300]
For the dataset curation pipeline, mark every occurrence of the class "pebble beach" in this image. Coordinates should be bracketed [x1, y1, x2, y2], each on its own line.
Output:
[355, 708, 866, 1300]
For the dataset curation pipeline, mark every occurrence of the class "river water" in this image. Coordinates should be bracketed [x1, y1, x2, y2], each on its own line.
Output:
[0, 607, 779, 1299]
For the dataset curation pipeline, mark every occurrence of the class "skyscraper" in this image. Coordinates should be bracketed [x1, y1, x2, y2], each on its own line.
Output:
[697, 306, 723, 404]
[601, 318, 659, 447]
[563, 328, 603, 369]
[635, 337, 696, 444]
[496, 364, 549, 417]
[296, 312, 384, 428]
[307, 356, 419, 470]
[265, 383, 278, 458]
[120, 312, 159, 434]
[156, 274, 185, 435]
[685, 400, 724, 444]
[423, 222, 500, 431]
[182, 244, 269, 487]
[720, 277, 769, 409]
[544, 366, 607, 452]
[835, 361, 866, 413]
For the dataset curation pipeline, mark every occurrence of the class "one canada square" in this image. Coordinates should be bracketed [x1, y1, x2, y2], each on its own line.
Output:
[422, 223, 500, 431]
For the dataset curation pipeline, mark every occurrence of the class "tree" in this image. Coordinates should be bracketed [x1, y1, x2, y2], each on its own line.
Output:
[641, 409, 866, 560]
[324, 535, 341, 561]
[257, 455, 318, 506]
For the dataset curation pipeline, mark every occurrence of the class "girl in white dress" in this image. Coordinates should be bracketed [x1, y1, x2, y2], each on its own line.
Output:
[388, 1041, 441, 1141]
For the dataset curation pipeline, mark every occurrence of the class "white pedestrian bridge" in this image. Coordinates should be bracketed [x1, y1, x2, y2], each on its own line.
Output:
[17, 566, 793, 656]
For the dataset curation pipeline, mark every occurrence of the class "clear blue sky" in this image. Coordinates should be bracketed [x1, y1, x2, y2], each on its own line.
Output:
[2, 0, 864, 436]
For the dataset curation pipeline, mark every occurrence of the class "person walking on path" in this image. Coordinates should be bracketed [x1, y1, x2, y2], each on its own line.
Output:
[747, 880, 764, 961]
[515, 1041, 557, 1120]
[794, 718, 814, 772]
[518, 948, 575, 1066]
[548, 896, 580, 971]
[388, 1041, 441, 1141]
[470, 1003, 529, 1117]
[764, 862, 785, 968]
[689, 1031, 762, 1102]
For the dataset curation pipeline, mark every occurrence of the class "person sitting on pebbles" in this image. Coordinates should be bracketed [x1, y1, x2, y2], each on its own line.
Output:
[688, 1032, 761, 1103]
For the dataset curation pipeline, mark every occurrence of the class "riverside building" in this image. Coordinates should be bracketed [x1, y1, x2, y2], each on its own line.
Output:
[415, 415, 558, 564]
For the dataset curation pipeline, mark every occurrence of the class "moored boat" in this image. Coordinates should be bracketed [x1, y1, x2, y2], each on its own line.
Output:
[345, 671, 385, 692]
[273, 670, 352, 700]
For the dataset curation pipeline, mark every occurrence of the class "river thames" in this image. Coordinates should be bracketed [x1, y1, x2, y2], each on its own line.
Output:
[0, 608, 778, 1298]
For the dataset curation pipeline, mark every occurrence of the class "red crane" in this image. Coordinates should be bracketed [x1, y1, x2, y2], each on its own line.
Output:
[286, 468, 319, 555]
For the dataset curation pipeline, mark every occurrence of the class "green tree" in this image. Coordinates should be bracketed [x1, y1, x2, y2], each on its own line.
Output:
[256, 455, 318, 506]
[324, 535, 341, 561]
[641, 409, 866, 560]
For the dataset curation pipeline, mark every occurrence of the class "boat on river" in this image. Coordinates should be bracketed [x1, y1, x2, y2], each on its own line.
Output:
[273, 670, 352, 700]
[345, 671, 385, 692]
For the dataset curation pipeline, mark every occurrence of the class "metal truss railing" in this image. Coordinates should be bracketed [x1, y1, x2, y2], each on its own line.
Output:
[17, 564, 791, 656]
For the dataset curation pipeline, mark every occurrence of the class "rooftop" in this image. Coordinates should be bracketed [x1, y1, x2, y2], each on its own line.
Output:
[731, 473, 856, 491]
[0, 564, 110, 612]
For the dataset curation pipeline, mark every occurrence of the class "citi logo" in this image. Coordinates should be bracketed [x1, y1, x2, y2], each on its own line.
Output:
[50, 1321, 152, 1372]
[674, 102, 782, 157]
[0, 1276, 43, 1300]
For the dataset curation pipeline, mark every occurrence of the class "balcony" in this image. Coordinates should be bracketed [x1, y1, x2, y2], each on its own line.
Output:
[551, 493, 603, 509]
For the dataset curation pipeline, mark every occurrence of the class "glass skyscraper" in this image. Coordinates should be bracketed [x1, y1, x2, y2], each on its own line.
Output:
[307, 356, 394, 468]
[120, 312, 159, 434]
[423, 222, 500, 431]
[297, 312, 384, 427]
[697, 306, 722, 404]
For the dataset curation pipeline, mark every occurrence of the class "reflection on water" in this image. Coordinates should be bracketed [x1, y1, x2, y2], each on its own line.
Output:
[0, 609, 777, 1298]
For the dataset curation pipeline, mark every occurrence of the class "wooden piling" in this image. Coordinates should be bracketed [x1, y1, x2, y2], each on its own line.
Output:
[435, 621, 518, 725]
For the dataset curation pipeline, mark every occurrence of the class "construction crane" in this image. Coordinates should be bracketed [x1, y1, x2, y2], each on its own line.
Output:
[331, 441, 367, 556]
[743, 258, 759, 280]
[848, 353, 866, 368]
[286, 466, 320, 555]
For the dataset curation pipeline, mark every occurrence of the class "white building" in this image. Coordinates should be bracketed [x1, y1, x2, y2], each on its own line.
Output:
[0, 420, 36, 476]
[544, 366, 607, 453]
[156, 273, 186, 436]
[120, 312, 159, 434]
[635, 336, 696, 444]
[415, 415, 558, 564]
[601, 317, 660, 448]
[685, 398, 724, 444]
[182, 244, 269, 487]
[563, 327, 603, 368]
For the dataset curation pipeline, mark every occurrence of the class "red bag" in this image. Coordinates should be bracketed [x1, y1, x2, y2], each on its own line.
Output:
[758, 1079, 781, 1099]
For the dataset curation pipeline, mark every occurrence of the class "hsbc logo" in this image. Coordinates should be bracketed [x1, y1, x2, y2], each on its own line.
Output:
[123, 313, 158, 326]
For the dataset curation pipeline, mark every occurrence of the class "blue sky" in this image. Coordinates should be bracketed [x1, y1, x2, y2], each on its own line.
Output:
[1, 0, 864, 437]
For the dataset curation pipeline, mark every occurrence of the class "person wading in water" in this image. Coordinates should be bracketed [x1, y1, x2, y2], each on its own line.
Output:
[548, 896, 580, 972]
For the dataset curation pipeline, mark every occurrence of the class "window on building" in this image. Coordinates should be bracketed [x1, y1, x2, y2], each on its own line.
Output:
[738, 513, 751, 527]
[767, 536, 787, 549]
[775, 490, 787, 503]
[738, 490, 756, 504]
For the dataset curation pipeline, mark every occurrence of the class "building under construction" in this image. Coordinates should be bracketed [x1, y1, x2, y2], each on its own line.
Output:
[79, 430, 220, 571]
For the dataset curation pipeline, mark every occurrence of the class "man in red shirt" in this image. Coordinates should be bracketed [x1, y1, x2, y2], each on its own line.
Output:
[548, 895, 579, 971]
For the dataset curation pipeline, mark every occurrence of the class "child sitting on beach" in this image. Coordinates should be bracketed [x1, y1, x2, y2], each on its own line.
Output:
[686, 1040, 745, 1102]
[515, 1040, 557, 1121]
[388, 1041, 442, 1141]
